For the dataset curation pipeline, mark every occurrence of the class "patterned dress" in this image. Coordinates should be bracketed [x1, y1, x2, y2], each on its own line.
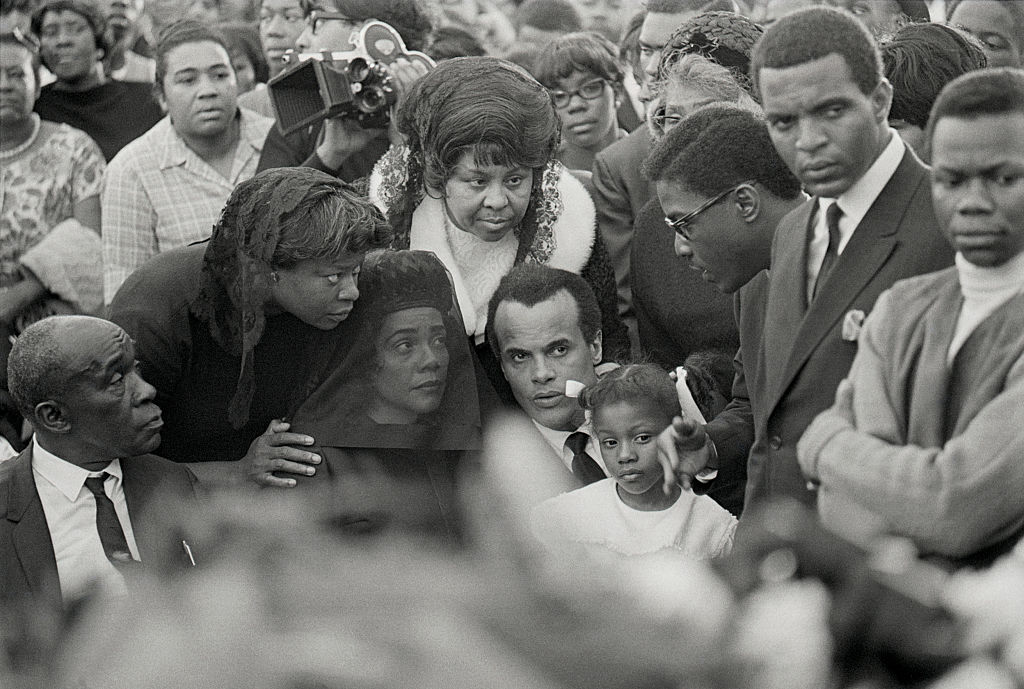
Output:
[0, 121, 105, 286]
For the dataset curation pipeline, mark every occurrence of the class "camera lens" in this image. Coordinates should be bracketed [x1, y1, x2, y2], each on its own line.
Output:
[347, 57, 370, 83]
[358, 85, 388, 113]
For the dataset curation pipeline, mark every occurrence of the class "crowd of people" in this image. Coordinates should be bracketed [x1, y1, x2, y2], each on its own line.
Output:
[2, 0, 1024, 686]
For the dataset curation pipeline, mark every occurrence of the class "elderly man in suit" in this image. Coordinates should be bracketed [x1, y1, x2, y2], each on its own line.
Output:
[657, 7, 954, 518]
[1, 316, 197, 607]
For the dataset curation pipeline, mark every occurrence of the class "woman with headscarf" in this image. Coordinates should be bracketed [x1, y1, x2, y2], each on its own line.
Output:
[630, 11, 765, 371]
[286, 250, 482, 542]
[370, 56, 629, 401]
[108, 167, 392, 486]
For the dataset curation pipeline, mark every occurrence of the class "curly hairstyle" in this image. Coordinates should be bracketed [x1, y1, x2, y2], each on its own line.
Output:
[31, 0, 111, 63]
[192, 167, 392, 428]
[657, 10, 763, 96]
[882, 22, 986, 130]
[750, 6, 882, 99]
[578, 363, 680, 425]
[642, 103, 802, 201]
[390, 56, 560, 247]
[485, 263, 601, 360]
[533, 30, 625, 89]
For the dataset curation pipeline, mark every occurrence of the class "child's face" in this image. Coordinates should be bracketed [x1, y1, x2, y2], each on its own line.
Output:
[593, 398, 673, 508]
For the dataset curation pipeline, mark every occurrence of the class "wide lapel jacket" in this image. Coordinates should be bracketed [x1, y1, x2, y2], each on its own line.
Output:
[1, 448, 61, 605]
[746, 147, 954, 511]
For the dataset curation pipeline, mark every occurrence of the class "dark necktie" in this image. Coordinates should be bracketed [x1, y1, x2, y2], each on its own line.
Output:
[813, 201, 844, 300]
[84, 474, 133, 563]
[566, 431, 605, 485]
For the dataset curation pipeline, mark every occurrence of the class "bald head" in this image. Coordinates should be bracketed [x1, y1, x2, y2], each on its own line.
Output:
[7, 316, 131, 418]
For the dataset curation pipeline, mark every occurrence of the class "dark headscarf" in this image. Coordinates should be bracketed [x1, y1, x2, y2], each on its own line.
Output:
[191, 167, 390, 429]
[658, 11, 764, 96]
[287, 250, 482, 450]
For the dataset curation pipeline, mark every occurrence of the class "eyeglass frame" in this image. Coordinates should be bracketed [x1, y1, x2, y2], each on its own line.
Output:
[307, 10, 358, 35]
[547, 77, 608, 109]
[664, 180, 756, 238]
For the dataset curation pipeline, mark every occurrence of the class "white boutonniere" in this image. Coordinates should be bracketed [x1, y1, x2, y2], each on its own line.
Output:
[841, 309, 866, 342]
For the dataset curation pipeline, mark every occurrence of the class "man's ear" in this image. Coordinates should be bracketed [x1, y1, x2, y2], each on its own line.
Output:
[872, 77, 894, 125]
[32, 400, 72, 435]
[590, 329, 603, 365]
[735, 184, 761, 223]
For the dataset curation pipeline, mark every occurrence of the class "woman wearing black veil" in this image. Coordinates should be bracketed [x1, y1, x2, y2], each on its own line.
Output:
[286, 250, 483, 543]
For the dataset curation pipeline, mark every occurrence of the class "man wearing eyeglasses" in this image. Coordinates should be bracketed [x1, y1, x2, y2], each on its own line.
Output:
[591, 0, 734, 354]
[656, 8, 953, 519]
[643, 105, 803, 515]
[255, 0, 433, 180]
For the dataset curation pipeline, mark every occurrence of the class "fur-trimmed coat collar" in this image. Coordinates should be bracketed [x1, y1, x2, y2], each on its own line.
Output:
[369, 162, 597, 336]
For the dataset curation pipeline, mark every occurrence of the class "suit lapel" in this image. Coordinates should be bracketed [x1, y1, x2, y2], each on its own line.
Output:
[762, 200, 815, 399]
[767, 150, 927, 415]
[6, 449, 60, 596]
[122, 459, 157, 562]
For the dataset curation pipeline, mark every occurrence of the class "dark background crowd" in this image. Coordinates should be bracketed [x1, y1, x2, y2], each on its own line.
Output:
[2, 0, 1024, 687]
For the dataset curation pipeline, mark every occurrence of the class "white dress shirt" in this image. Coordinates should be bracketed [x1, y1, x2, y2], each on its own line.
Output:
[806, 130, 906, 303]
[31, 438, 141, 601]
[532, 420, 610, 477]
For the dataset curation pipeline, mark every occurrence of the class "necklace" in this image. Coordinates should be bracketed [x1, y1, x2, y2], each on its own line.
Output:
[0, 114, 42, 161]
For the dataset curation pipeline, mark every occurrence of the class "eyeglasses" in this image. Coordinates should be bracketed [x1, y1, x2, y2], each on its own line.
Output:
[664, 180, 755, 238]
[548, 77, 607, 109]
[651, 108, 683, 132]
[307, 10, 358, 35]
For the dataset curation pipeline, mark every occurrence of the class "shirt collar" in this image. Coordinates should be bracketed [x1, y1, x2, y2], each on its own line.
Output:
[531, 419, 592, 454]
[824, 128, 905, 225]
[32, 437, 122, 502]
[158, 108, 265, 170]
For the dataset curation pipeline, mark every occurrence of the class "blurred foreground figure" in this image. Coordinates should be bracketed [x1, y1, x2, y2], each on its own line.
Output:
[0, 316, 197, 608]
[798, 68, 1024, 569]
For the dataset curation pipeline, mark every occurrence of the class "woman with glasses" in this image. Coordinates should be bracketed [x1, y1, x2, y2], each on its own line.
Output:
[535, 31, 627, 173]
[370, 56, 629, 401]
[256, 0, 434, 180]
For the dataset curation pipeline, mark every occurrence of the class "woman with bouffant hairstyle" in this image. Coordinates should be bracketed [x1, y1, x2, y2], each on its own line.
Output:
[370, 56, 628, 400]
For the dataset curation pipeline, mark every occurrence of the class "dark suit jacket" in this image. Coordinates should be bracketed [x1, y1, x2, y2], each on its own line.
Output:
[744, 147, 955, 512]
[591, 125, 654, 330]
[0, 447, 198, 607]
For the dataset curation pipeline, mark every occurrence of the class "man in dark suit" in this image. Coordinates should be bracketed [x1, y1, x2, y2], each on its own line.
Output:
[486, 265, 610, 491]
[656, 7, 954, 517]
[1, 316, 197, 608]
[644, 105, 805, 516]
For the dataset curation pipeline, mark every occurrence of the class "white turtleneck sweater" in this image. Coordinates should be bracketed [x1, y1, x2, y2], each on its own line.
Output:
[948, 250, 1024, 365]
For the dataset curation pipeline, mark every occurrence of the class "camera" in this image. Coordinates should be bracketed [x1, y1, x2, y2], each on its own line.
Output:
[267, 20, 434, 136]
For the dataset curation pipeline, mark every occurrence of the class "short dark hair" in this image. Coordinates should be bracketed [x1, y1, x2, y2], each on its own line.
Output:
[331, 0, 434, 51]
[268, 173, 394, 269]
[426, 25, 486, 61]
[751, 6, 882, 98]
[579, 363, 680, 423]
[619, 9, 644, 80]
[486, 264, 601, 359]
[154, 20, 230, 97]
[7, 317, 67, 418]
[515, 0, 581, 33]
[31, 0, 110, 62]
[217, 21, 270, 84]
[534, 31, 625, 88]
[925, 67, 1024, 148]
[882, 22, 986, 130]
[642, 104, 802, 200]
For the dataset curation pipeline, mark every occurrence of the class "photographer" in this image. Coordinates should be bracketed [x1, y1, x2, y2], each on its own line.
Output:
[255, 0, 433, 181]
